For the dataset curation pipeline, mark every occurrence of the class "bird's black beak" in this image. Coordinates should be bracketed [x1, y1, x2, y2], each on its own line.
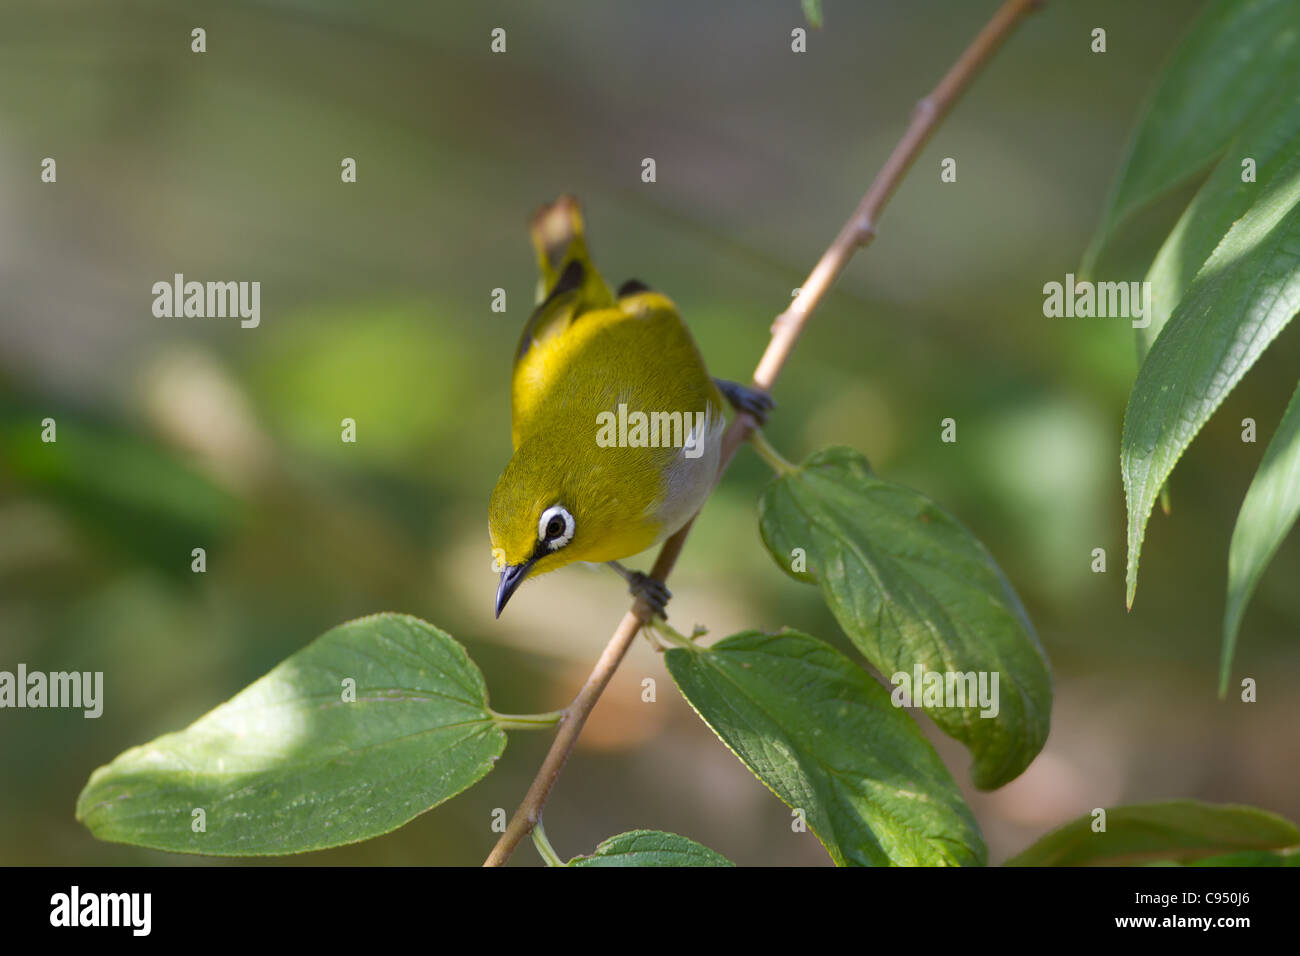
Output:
[495, 560, 534, 618]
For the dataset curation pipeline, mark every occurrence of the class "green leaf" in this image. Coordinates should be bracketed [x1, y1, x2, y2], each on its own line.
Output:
[665, 629, 986, 867]
[1184, 847, 1300, 866]
[1222, 380, 1300, 695]
[1005, 801, 1300, 866]
[77, 613, 504, 855]
[1142, 90, 1300, 359]
[1086, 0, 1300, 270]
[801, 0, 823, 29]
[568, 830, 734, 867]
[1123, 157, 1300, 608]
[758, 446, 1050, 789]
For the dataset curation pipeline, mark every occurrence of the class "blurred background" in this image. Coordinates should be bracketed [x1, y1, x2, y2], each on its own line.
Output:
[2, 0, 1297, 866]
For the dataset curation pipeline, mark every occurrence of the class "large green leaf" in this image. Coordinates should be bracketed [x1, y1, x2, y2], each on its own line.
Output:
[77, 613, 504, 855]
[665, 629, 986, 867]
[568, 830, 734, 867]
[1184, 848, 1300, 866]
[758, 446, 1050, 789]
[1142, 89, 1300, 358]
[1222, 380, 1300, 695]
[1005, 801, 1300, 866]
[1123, 158, 1300, 607]
[1087, 0, 1300, 270]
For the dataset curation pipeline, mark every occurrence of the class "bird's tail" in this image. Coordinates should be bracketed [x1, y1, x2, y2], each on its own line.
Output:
[529, 195, 613, 306]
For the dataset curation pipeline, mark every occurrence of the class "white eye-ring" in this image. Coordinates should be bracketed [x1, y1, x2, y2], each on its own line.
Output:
[538, 505, 575, 551]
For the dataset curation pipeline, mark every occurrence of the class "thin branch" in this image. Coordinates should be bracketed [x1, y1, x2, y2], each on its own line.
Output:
[483, 0, 1042, 867]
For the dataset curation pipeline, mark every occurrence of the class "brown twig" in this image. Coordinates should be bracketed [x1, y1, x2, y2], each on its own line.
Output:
[483, 0, 1042, 867]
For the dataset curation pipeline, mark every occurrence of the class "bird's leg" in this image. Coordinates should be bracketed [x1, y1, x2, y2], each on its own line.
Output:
[605, 560, 635, 584]
[606, 561, 671, 619]
[714, 378, 775, 426]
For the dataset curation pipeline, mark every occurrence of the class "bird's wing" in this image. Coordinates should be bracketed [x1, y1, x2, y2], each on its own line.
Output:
[512, 259, 585, 365]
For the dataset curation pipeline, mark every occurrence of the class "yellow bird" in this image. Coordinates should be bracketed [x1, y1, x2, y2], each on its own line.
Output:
[489, 196, 771, 617]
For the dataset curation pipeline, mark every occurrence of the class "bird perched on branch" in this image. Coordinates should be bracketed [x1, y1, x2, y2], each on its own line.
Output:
[489, 195, 771, 618]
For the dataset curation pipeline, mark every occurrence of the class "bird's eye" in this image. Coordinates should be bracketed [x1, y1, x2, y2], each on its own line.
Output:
[537, 505, 575, 551]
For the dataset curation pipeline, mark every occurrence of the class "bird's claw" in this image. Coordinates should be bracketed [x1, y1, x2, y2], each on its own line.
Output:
[627, 571, 671, 619]
[715, 379, 775, 426]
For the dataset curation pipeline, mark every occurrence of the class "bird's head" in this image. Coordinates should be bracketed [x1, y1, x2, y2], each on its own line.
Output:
[488, 435, 661, 617]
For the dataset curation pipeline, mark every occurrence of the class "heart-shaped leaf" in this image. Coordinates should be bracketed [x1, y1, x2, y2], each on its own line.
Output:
[77, 613, 504, 855]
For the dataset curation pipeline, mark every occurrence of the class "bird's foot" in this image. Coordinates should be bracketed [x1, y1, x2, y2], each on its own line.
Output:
[714, 378, 775, 426]
[628, 571, 671, 619]
[608, 562, 671, 618]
